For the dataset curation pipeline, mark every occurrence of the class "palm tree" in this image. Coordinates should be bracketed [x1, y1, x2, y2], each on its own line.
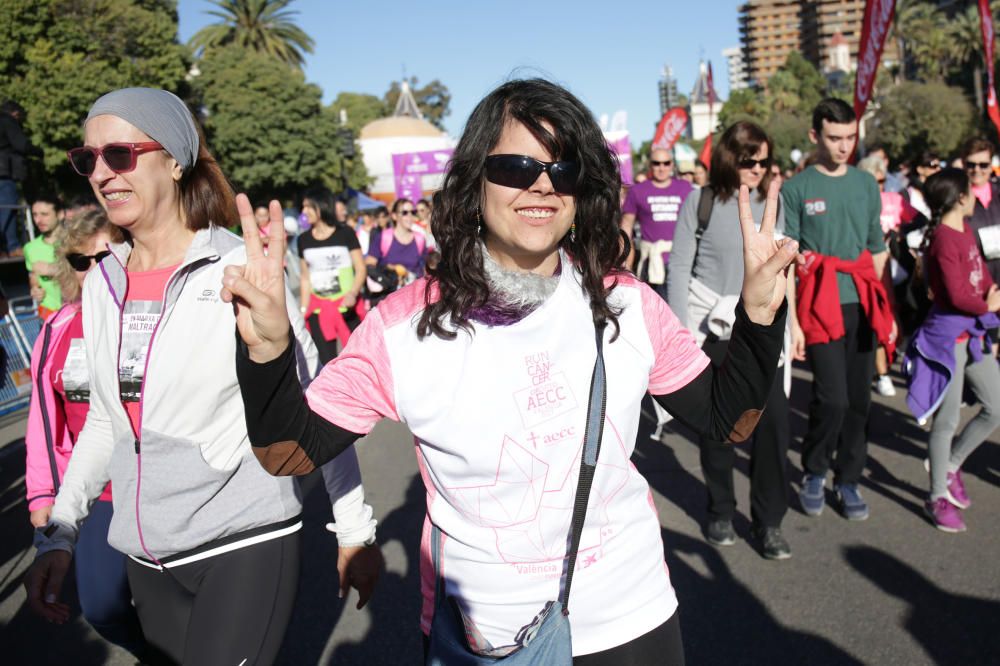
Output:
[189, 0, 315, 69]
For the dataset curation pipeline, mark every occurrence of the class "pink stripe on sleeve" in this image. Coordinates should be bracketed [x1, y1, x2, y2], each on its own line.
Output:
[639, 281, 710, 394]
[306, 307, 399, 433]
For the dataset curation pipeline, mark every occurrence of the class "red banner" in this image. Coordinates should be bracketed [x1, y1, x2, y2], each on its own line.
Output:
[702, 62, 716, 168]
[979, 0, 1000, 137]
[854, 0, 896, 120]
[652, 107, 688, 150]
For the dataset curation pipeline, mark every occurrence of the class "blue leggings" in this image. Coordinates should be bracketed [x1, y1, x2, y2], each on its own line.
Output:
[75, 500, 146, 656]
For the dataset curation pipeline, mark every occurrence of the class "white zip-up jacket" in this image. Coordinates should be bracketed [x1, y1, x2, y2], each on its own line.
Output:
[36, 226, 374, 564]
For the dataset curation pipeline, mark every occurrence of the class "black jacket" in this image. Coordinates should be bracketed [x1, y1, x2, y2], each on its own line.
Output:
[967, 180, 1000, 286]
[0, 114, 33, 181]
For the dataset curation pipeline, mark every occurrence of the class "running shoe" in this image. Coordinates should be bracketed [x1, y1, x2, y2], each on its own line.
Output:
[924, 497, 966, 533]
[874, 374, 896, 396]
[799, 473, 826, 516]
[835, 483, 870, 521]
[706, 519, 736, 546]
[752, 525, 792, 560]
[946, 470, 971, 509]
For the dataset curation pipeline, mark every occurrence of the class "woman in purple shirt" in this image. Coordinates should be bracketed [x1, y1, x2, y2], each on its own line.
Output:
[366, 198, 428, 283]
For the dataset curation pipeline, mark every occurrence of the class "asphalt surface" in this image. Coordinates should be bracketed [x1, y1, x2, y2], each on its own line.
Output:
[0, 363, 998, 665]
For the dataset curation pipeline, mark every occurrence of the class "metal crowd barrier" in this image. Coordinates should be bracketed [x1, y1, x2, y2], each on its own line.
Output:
[0, 298, 43, 417]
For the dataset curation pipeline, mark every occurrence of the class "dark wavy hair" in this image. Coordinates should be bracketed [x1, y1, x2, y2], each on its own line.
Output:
[417, 78, 627, 340]
[709, 121, 775, 203]
[921, 167, 969, 253]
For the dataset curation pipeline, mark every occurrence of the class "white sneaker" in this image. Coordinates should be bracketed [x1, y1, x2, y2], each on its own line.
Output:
[875, 375, 896, 396]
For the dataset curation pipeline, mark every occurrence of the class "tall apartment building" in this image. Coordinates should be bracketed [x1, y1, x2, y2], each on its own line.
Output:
[739, 0, 897, 89]
[723, 46, 750, 91]
[800, 0, 867, 70]
[739, 0, 802, 88]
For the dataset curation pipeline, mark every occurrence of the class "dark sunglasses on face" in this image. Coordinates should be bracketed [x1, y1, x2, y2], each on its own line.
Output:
[398, 210, 416, 216]
[738, 157, 772, 170]
[965, 161, 992, 170]
[66, 250, 111, 272]
[66, 142, 164, 177]
[650, 160, 673, 167]
[485, 154, 580, 195]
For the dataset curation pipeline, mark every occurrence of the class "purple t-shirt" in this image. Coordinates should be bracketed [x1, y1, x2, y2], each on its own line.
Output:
[622, 179, 694, 260]
[368, 228, 426, 277]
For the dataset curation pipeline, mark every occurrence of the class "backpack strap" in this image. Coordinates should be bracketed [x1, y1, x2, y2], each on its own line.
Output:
[380, 227, 392, 257]
[694, 186, 714, 262]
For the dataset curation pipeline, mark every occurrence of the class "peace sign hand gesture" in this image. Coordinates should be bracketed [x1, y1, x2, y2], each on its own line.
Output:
[739, 180, 802, 326]
[221, 194, 292, 363]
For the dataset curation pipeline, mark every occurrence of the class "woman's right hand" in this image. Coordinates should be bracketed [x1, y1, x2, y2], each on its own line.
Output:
[24, 550, 72, 623]
[30, 506, 52, 528]
[221, 195, 291, 363]
[987, 284, 1000, 313]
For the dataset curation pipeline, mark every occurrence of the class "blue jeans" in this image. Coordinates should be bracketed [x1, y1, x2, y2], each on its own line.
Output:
[0, 178, 20, 252]
[76, 500, 146, 656]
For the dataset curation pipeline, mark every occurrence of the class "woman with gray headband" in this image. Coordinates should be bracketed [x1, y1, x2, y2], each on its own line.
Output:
[23, 88, 381, 665]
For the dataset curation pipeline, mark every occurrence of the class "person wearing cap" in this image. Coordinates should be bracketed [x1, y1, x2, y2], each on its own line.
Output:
[23, 88, 381, 664]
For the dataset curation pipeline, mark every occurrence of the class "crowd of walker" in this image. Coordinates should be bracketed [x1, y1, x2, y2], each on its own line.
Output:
[3, 79, 997, 664]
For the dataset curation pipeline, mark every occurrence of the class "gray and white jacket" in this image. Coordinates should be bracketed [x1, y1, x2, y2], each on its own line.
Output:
[36, 226, 375, 565]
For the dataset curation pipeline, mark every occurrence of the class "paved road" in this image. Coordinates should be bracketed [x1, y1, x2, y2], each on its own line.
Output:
[1, 365, 998, 665]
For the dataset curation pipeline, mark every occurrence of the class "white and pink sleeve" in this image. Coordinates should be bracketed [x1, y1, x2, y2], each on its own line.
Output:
[640, 283, 711, 395]
[305, 307, 400, 433]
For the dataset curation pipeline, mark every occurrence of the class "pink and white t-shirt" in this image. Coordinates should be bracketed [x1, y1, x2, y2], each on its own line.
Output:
[305, 256, 709, 656]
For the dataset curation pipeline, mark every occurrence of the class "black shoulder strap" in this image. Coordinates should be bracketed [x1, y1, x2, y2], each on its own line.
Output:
[696, 185, 714, 238]
[560, 322, 606, 613]
[693, 186, 714, 263]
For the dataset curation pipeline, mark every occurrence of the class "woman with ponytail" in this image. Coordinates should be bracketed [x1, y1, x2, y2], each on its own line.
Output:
[905, 167, 1000, 532]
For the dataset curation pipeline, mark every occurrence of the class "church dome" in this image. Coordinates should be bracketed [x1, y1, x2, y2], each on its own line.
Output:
[360, 116, 444, 140]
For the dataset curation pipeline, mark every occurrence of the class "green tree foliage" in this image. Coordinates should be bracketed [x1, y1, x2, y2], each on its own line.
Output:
[194, 45, 366, 202]
[189, 0, 314, 69]
[716, 88, 770, 131]
[330, 92, 389, 134]
[714, 54, 828, 167]
[383, 77, 452, 130]
[0, 0, 189, 192]
[765, 52, 827, 114]
[869, 81, 976, 164]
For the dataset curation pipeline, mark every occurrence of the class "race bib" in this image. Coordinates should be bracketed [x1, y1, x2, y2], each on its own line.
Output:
[120, 301, 162, 402]
[62, 338, 90, 403]
[979, 225, 1000, 260]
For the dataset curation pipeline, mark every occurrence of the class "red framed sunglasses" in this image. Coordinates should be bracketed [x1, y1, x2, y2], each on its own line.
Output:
[66, 141, 164, 176]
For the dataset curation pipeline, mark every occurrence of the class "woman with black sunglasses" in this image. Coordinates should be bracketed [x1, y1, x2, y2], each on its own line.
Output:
[366, 197, 429, 283]
[225, 79, 800, 664]
[666, 121, 793, 560]
[24, 209, 148, 658]
[24, 88, 380, 665]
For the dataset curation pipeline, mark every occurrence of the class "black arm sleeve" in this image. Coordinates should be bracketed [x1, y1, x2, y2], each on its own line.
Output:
[236, 331, 364, 475]
[653, 300, 786, 443]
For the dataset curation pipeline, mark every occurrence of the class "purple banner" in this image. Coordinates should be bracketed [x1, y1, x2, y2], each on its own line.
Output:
[392, 149, 454, 200]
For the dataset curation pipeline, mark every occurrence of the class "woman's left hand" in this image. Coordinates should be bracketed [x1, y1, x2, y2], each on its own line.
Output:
[337, 544, 383, 610]
[739, 181, 803, 325]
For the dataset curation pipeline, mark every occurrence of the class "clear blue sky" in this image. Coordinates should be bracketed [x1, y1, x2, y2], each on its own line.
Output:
[177, 0, 743, 143]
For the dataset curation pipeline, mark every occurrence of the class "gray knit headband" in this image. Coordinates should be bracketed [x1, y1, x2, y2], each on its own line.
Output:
[86, 88, 199, 170]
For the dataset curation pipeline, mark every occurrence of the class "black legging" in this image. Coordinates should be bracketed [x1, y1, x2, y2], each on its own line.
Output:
[125, 531, 300, 666]
[421, 611, 685, 665]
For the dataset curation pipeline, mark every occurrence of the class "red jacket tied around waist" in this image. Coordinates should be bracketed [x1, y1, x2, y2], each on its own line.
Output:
[795, 249, 895, 360]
